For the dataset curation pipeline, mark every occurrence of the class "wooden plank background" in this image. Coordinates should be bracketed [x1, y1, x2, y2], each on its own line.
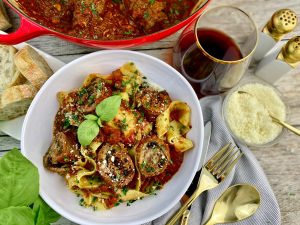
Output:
[0, 0, 300, 224]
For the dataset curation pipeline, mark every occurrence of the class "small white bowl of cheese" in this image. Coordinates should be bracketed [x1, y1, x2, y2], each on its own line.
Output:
[222, 77, 287, 147]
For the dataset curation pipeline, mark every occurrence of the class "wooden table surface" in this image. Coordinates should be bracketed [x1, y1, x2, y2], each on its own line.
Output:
[1, 0, 300, 224]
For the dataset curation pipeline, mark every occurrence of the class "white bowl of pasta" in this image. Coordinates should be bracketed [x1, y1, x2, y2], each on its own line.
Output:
[21, 50, 204, 225]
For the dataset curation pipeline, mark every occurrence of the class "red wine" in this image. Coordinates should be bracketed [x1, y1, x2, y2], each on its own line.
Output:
[173, 28, 243, 97]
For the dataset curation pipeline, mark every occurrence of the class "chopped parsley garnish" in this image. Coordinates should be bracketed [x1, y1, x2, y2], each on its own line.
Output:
[72, 114, 79, 122]
[138, 117, 144, 123]
[120, 118, 128, 131]
[124, 30, 133, 35]
[132, 82, 139, 90]
[91, 2, 97, 15]
[141, 161, 146, 168]
[143, 11, 150, 19]
[122, 187, 128, 196]
[146, 166, 155, 172]
[149, 0, 155, 4]
[133, 111, 138, 117]
[79, 198, 85, 206]
[80, 0, 86, 13]
[88, 94, 95, 104]
[63, 117, 70, 129]
[114, 199, 123, 207]
[78, 88, 88, 97]
[145, 102, 151, 109]
[97, 81, 103, 91]
[121, 80, 128, 87]
[126, 200, 136, 206]
[141, 81, 149, 88]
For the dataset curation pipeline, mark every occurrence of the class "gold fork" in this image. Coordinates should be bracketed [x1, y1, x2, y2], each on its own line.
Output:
[166, 143, 243, 225]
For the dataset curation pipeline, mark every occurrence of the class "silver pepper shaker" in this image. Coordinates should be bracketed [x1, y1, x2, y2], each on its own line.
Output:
[255, 36, 300, 83]
[252, 9, 298, 62]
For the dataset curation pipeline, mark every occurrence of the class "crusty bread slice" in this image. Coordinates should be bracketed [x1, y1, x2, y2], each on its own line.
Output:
[0, 1, 12, 31]
[14, 45, 54, 89]
[0, 45, 26, 92]
[0, 84, 37, 120]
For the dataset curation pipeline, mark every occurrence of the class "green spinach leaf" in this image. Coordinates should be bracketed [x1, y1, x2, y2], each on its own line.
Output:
[0, 149, 39, 209]
[77, 119, 100, 146]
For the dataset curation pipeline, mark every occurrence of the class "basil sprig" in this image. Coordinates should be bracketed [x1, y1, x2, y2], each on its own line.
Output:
[77, 95, 121, 146]
[0, 149, 61, 225]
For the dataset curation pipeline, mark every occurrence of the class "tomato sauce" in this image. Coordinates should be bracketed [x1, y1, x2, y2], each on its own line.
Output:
[16, 0, 199, 40]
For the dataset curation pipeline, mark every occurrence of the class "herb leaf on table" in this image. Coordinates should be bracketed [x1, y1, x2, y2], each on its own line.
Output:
[0, 148, 39, 209]
[32, 197, 61, 225]
[0, 206, 35, 225]
[0, 149, 61, 225]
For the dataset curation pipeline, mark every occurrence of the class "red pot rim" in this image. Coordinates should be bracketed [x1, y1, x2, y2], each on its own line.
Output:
[2, 0, 211, 48]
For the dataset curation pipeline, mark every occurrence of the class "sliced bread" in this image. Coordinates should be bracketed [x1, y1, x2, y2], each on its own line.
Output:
[0, 45, 26, 92]
[0, 84, 37, 120]
[14, 45, 53, 89]
[0, 1, 12, 31]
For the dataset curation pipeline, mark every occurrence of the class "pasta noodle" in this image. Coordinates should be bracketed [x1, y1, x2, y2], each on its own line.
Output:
[43, 62, 194, 210]
[156, 101, 193, 152]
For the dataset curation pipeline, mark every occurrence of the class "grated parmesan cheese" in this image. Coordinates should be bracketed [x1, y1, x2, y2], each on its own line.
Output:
[225, 83, 286, 145]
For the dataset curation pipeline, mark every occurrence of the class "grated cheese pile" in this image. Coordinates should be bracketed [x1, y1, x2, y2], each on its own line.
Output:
[225, 83, 286, 145]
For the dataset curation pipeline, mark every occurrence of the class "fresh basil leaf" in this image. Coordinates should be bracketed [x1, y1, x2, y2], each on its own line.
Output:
[97, 117, 103, 127]
[32, 197, 60, 225]
[96, 95, 121, 122]
[84, 114, 98, 121]
[0, 206, 35, 225]
[77, 120, 99, 146]
[0, 149, 39, 209]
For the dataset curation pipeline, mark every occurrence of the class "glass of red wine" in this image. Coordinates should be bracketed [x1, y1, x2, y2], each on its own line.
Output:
[173, 6, 258, 98]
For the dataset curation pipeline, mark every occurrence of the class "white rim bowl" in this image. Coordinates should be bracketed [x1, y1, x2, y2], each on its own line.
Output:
[21, 50, 204, 225]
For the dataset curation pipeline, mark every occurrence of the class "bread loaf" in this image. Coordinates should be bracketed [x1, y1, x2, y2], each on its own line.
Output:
[14, 45, 54, 89]
[0, 84, 37, 120]
[0, 45, 26, 92]
[0, 1, 12, 31]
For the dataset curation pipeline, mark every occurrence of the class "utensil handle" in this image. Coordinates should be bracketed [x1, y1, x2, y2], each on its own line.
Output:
[203, 218, 215, 225]
[272, 117, 300, 136]
[0, 14, 49, 45]
[166, 188, 205, 225]
[180, 209, 191, 225]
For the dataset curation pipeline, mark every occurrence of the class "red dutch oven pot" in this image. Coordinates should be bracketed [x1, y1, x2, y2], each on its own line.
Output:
[0, 0, 211, 49]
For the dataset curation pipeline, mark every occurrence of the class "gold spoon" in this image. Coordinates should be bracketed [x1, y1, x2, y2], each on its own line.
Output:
[238, 91, 300, 136]
[203, 184, 260, 225]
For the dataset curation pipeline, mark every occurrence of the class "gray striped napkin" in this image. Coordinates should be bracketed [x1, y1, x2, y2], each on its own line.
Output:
[144, 95, 281, 225]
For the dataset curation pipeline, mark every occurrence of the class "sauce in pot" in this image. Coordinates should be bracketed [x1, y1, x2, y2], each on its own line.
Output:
[16, 0, 199, 40]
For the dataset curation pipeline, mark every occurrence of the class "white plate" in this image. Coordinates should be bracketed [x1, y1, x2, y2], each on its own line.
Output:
[21, 50, 204, 225]
[0, 38, 65, 140]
